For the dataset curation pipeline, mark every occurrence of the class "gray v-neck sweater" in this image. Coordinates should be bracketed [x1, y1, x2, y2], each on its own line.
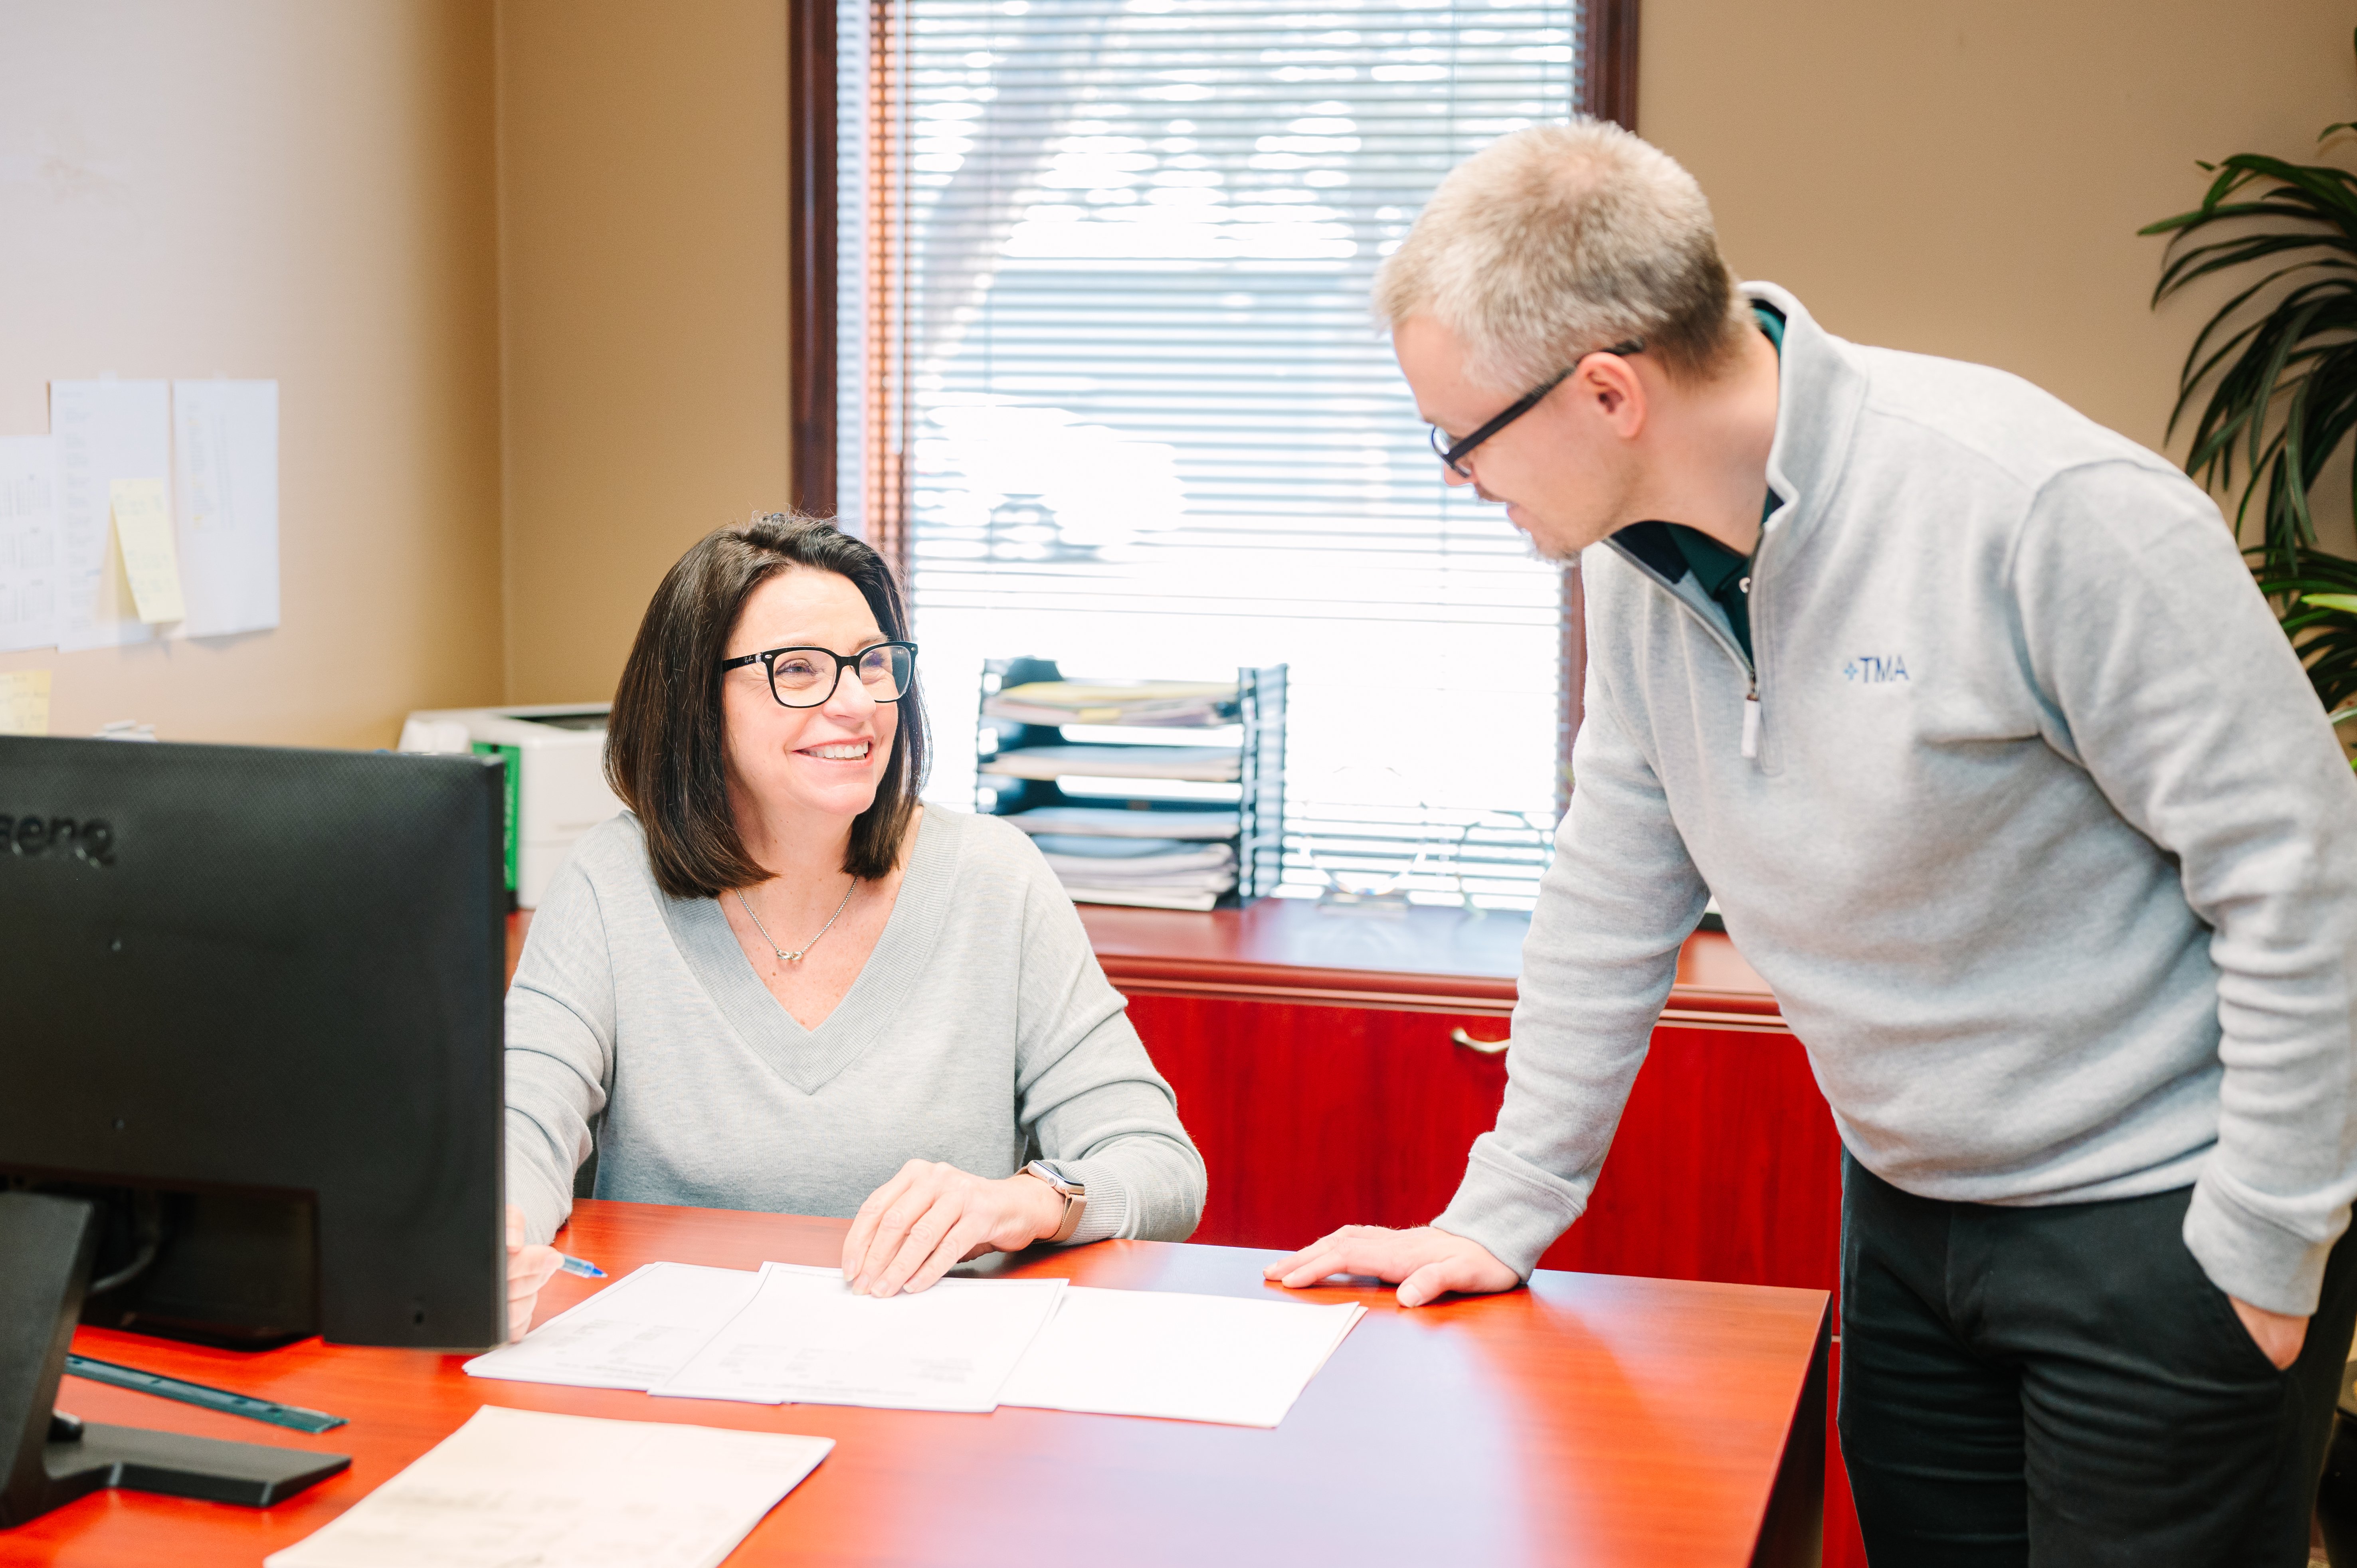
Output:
[503, 807, 1205, 1248]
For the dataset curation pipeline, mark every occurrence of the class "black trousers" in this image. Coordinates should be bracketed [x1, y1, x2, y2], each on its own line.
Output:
[1838, 1152, 2357, 1566]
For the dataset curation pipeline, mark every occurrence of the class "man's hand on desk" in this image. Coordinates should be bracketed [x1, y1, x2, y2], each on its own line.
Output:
[506, 1204, 564, 1338]
[1266, 1224, 1519, 1308]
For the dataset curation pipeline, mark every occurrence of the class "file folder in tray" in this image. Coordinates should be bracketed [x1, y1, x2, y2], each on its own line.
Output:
[974, 657, 1285, 911]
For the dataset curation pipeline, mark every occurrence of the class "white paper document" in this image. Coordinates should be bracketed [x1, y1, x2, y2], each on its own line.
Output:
[171, 378, 279, 638]
[262, 1405, 831, 1568]
[651, 1262, 1066, 1412]
[1006, 806, 1239, 840]
[469, 1262, 1354, 1428]
[50, 380, 170, 651]
[463, 1262, 765, 1391]
[0, 436, 61, 652]
[998, 1287, 1366, 1428]
[980, 743, 1241, 783]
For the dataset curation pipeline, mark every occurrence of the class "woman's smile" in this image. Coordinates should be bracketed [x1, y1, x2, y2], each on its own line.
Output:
[797, 739, 873, 763]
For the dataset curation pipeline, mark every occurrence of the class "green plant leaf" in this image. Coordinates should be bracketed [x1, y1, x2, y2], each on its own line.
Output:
[2148, 50, 2357, 706]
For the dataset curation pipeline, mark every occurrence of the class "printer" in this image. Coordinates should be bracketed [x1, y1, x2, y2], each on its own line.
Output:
[397, 704, 624, 908]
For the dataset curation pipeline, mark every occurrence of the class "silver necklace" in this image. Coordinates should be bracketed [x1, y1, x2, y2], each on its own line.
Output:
[735, 876, 857, 965]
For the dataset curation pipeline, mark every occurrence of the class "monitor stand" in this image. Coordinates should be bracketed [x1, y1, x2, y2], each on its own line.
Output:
[0, 1191, 350, 1530]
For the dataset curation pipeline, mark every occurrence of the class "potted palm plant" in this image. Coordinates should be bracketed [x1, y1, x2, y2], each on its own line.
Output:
[2144, 46, 2357, 726]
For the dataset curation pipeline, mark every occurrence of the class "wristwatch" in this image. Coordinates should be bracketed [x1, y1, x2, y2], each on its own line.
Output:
[1021, 1159, 1088, 1244]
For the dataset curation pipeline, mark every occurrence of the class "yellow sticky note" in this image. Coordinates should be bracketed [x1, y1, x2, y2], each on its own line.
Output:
[0, 670, 51, 736]
[110, 477, 184, 624]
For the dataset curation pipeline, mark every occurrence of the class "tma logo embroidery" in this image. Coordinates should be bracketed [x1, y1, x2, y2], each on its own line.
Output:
[1844, 654, 1910, 684]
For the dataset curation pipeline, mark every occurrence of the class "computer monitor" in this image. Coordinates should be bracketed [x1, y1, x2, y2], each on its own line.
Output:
[0, 736, 510, 1525]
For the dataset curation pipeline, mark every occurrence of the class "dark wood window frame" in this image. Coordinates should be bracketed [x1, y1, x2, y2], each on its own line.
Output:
[787, 0, 1641, 816]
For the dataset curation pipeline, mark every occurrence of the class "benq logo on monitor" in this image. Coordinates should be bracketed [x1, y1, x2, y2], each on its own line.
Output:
[2, 814, 116, 867]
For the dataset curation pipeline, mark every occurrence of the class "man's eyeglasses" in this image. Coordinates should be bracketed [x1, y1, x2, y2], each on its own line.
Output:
[718, 641, 918, 708]
[1428, 340, 1645, 477]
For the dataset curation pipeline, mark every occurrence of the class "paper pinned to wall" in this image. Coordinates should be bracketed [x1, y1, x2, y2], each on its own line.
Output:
[50, 380, 168, 652]
[109, 478, 184, 624]
[0, 670, 50, 736]
[0, 436, 61, 653]
[171, 380, 278, 638]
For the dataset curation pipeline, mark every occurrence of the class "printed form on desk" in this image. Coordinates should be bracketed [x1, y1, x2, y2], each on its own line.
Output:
[469, 1259, 1365, 1428]
[651, 1263, 1064, 1410]
[263, 1406, 830, 1568]
[462, 1262, 764, 1390]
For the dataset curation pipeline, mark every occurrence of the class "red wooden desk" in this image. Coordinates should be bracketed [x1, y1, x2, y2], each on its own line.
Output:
[505, 902, 1863, 1566]
[1073, 900, 1864, 1568]
[18, 1200, 1829, 1568]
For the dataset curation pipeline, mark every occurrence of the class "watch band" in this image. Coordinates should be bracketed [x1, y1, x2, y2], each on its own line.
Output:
[1022, 1159, 1087, 1244]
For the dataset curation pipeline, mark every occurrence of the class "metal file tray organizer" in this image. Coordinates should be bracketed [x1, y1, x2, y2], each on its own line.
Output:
[974, 657, 1286, 911]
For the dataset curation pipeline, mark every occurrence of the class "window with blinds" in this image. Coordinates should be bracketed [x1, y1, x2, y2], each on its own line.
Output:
[835, 0, 1606, 908]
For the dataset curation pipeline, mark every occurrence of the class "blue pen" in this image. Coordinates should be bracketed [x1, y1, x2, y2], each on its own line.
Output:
[558, 1253, 607, 1279]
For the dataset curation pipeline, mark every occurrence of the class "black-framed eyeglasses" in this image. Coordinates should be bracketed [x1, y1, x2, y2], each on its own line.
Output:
[1428, 340, 1645, 477]
[718, 641, 918, 708]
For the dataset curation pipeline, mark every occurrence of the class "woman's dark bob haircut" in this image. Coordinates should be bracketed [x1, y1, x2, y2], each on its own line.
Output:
[605, 513, 929, 900]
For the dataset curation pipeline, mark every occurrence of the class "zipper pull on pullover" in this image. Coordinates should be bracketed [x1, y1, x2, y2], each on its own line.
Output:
[1741, 690, 1761, 759]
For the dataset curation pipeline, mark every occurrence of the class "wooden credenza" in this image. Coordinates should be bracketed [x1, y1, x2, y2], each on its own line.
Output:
[1078, 900, 1840, 1284]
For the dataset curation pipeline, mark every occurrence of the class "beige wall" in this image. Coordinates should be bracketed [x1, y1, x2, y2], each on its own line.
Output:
[0, 0, 504, 747]
[495, 0, 793, 707]
[1642, 0, 2357, 548]
[7, 4, 2350, 747]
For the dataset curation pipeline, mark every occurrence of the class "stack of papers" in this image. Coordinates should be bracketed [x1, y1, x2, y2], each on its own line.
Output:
[980, 743, 1241, 783]
[1006, 805, 1237, 840]
[1033, 834, 1239, 911]
[468, 1262, 1363, 1430]
[264, 1406, 832, 1568]
[1009, 807, 1245, 906]
[985, 680, 1237, 728]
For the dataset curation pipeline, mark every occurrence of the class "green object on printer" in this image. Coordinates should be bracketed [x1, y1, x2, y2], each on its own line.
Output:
[472, 741, 521, 892]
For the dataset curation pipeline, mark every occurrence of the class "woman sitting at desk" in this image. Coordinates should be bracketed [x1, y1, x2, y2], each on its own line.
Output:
[501, 514, 1205, 1331]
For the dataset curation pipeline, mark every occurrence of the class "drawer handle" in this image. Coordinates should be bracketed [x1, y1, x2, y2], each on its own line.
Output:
[1450, 1028, 1509, 1055]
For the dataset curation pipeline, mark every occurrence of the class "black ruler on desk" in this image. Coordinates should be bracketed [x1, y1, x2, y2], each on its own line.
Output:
[63, 1352, 348, 1433]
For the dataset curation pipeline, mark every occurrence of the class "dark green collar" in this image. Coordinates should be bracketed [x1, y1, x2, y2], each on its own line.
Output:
[1671, 527, 1749, 598]
[1650, 303, 1784, 661]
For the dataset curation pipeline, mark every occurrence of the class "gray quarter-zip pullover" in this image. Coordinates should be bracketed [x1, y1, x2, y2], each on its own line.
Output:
[1435, 283, 2357, 1316]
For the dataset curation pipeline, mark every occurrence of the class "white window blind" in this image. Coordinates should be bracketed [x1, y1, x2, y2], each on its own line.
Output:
[837, 0, 1592, 907]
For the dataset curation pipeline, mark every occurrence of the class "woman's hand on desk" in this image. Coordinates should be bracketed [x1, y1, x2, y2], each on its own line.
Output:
[842, 1160, 1069, 1297]
[505, 1204, 564, 1338]
[1265, 1224, 1519, 1308]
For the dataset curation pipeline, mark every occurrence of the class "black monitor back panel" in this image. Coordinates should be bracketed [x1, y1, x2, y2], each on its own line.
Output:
[0, 737, 507, 1349]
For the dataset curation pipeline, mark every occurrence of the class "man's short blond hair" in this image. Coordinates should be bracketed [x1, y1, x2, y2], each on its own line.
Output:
[1375, 121, 1747, 391]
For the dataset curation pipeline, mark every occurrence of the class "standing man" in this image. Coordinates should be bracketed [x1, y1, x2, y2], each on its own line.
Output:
[1269, 121, 2357, 1564]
